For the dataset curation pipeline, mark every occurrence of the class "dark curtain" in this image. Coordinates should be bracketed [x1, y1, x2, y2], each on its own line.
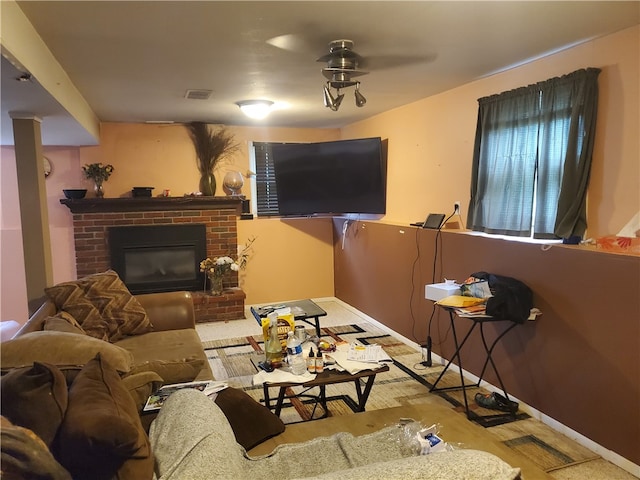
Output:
[467, 68, 600, 239]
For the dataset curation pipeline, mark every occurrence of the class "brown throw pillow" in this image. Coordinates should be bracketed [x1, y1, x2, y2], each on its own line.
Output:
[45, 270, 153, 342]
[54, 354, 154, 480]
[0, 331, 134, 375]
[45, 282, 105, 338]
[0, 417, 72, 480]
[0, 362, 68, 447]
[214, 387, 285, 450]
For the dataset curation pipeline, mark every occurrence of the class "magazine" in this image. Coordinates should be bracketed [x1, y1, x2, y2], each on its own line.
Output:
[143, 380, 228, 412]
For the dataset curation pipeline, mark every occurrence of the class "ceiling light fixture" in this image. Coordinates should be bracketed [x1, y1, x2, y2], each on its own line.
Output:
[236, 100, 274, 119]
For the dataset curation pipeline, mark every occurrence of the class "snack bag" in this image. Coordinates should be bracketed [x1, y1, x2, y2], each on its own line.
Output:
[261, 311, 295, 353]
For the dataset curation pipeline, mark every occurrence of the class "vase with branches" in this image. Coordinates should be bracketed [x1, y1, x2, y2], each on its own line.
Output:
[187, 122, 239, 196]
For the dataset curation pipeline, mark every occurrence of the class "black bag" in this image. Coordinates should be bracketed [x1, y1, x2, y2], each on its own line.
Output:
[470, 272, 533, 324]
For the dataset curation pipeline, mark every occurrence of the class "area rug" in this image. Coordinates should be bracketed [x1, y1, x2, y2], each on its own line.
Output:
[201, 322, 599, 473]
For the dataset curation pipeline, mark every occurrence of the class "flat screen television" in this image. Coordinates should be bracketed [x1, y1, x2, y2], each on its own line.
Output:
[272, 137, 387, 216]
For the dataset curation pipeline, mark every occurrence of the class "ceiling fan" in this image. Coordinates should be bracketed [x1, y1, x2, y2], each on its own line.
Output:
[317, 39, 368, 111]
[267, 33, 436, 111]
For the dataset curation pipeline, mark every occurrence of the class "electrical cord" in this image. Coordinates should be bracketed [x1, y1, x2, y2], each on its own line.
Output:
[424, 208, 457, 366]
[409, 226, 423, 344]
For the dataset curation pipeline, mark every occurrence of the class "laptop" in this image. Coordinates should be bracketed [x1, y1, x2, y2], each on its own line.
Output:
[410, 213, 446, 229]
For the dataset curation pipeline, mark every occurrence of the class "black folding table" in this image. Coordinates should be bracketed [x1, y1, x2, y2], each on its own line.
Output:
[430, 308, 522, 419]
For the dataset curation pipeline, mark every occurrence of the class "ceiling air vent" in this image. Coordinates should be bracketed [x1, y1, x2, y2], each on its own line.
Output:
[185, 89, 212, 100]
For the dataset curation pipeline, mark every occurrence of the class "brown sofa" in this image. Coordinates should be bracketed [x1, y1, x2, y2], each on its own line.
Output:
[0, 271, 217, 480]
[13, 289, 214, 385]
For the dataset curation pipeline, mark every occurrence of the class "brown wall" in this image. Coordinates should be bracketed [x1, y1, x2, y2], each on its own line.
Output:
[333, 219, 640, 465]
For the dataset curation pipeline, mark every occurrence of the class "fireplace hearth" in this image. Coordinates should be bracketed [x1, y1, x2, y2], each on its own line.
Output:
[109, 224, 206, 294]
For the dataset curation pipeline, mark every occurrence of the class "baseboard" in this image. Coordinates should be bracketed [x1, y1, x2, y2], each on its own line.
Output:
[327, 296, 640, 478]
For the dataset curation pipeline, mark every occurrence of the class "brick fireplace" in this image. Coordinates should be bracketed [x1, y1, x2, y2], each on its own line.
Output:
[60, 196, 246, 322]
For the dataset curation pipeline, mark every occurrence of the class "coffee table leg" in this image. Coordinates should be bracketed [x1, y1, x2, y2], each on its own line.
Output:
[263, 384, 271, 409]
[313, 316, 321, 337]
[274, 387, 287, 416]
[354, 375, 377, 412]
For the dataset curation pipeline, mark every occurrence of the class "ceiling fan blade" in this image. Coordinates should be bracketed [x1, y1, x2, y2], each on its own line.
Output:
[359, 53, 437, 71]
[266, 33, 315, 53]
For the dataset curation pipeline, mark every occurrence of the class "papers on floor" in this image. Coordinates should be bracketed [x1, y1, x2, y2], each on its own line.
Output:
[253, 369, 316, 386]
[143, 380, 228, 411]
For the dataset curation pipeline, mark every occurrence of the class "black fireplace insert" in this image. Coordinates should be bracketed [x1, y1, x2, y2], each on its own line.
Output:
[109, 224, 207, 294]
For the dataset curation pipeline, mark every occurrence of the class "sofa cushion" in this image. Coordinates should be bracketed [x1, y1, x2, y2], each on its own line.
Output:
[129, 357, 205, 385]
[214, 387, 285, 450]
[121, 370, 164, 412]
[115, 329, 209, 382]
[0, 362, 68, 447]
[0, 331, 134, 375]
[43, 311, 86, 335]
[45, 270, 153, 342]
[0, 416, 72, 480]
[54, 354, 154, 480]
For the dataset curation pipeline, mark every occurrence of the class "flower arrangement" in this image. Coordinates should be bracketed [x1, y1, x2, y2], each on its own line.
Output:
[200, 236, 256, 295]
[82, 163, 114, 182]
[187, 123, 238, 175]
[187, 122, 239, 196]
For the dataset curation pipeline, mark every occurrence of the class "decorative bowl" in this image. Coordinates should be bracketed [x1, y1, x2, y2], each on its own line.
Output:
[63, 189, 87, 199]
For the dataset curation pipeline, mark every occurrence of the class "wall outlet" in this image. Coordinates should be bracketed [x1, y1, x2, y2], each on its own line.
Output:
[454, 201, 461, 213]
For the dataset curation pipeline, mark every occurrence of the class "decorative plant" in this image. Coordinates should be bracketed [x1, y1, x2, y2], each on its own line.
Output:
[187, 122, 239, 177]
[82, 163, 114, 183]
[199, 236, 256, 294]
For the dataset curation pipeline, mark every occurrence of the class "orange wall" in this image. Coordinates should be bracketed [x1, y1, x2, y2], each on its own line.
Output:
[342, 25, 639, 236]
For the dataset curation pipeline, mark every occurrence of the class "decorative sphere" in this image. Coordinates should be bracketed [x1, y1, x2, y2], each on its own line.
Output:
[223, 171, 244, 196]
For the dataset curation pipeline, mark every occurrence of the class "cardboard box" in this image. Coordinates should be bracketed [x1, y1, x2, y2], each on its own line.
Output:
[425, 282, 461, 301]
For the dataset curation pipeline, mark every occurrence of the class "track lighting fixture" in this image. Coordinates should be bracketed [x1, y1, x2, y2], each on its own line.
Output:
[322, 81, 364, 111]
[354, 82, 366, 107]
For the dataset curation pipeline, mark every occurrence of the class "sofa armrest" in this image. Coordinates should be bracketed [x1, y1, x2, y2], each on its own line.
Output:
[135, 291, 196, 332]
[14, 301, 57, 338]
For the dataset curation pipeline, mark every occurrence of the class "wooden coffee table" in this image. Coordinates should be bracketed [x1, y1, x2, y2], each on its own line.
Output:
[250, 352, 389, 419]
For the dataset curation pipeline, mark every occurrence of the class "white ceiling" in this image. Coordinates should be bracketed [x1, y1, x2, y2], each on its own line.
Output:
[2, 1, 639, 146]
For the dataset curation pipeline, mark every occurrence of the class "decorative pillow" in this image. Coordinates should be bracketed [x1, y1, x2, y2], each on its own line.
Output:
[129, 357, 205, 384]
[44, 311, 86, 335]
[44, 282, 104, 338]
[45, 270, 154, 342]
[0, 331, 134, 375]
[54, 354, 154, 480]
[214, 386, 285, 450]
[1, 417, 72, 480]
[0, 362, 68, 447]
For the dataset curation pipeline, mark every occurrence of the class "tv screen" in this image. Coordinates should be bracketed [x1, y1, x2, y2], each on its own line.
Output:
[272, 137, 387, 216]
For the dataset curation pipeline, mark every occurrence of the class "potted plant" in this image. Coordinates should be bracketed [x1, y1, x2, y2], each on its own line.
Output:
[187, 122, 239, 196]
[82, 163, 114, 198]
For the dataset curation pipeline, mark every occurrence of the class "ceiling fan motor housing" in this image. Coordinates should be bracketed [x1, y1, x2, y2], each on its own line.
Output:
[319, 39, 369, 90]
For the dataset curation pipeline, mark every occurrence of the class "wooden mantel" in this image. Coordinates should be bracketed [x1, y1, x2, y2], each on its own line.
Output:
[60, 196, 243, 214]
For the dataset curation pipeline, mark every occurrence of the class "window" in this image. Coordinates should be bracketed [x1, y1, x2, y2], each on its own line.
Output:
[250, 142, 287, 217]
[467, 68, 600, 240]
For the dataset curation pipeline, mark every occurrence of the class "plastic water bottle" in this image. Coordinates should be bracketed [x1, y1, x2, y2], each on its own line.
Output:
[286, 331, 306, 375]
